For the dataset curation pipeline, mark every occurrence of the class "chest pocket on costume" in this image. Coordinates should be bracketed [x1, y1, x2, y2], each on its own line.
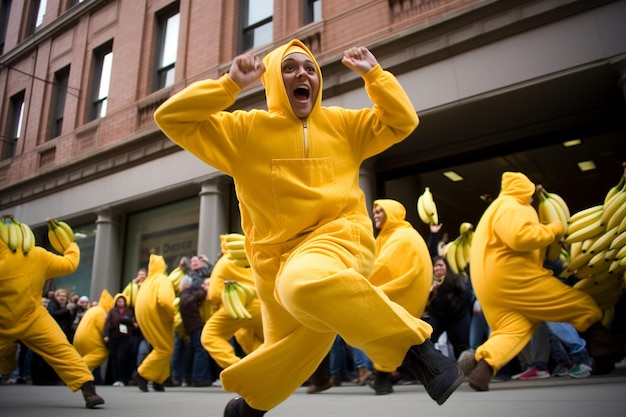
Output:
[271, 158, 346, 238]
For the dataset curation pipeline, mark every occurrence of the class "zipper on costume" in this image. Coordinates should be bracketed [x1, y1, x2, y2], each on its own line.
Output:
[302, 119, 309, 157]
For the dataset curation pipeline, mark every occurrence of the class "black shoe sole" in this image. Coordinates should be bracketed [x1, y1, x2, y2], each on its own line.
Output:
[436, 368, 465, 405]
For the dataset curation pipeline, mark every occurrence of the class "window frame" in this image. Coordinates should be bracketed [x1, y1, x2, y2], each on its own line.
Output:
[153, 2, 180, 92]
[88, 40, 113, 122]
[49, 65, 70, 139]
[239, 0, 273, 53]
[1, 90, 26, 161]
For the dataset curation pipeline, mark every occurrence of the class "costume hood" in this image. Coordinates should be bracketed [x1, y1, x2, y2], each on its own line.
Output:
[373, 199, 407, 233]
[261, 39, 322, 118]
[147, 254, 167, 279]
[499, 172, 536, 204]
[98, 289, 114, 311]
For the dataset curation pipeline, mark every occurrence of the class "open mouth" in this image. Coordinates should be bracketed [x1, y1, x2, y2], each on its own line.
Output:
[294, 86, 310, 101]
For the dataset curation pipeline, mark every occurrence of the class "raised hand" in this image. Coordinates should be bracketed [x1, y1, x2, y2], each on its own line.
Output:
[341, 46, 378, 76]
[229, 54, 266, 89]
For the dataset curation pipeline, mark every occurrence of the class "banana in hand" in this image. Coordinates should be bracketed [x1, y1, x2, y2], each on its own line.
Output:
[417, 187, 438, 225]
[47, 218, 75, 254]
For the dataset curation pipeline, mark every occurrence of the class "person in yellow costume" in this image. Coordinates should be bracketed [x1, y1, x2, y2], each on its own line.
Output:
[134, 253, 176, 392]
[458, 172, 625, 392]
[365, 199, 433, 394]
[73, 289, 114, 371]
[0, 234, 104, 408]
[154, 39, 463, 416]
[202, 235, 263, 369]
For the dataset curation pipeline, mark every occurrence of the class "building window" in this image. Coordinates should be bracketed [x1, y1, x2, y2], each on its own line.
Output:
[24, 0, 46, 37]
[303, 0, 322, 24]
[1, 90, 25, 161]
[240, 0, 273, 52]
[0, 0, 11, 54]
[154, 3, 179, 91]
[49, 66, 70, 139]
[89, 41, 113, 121]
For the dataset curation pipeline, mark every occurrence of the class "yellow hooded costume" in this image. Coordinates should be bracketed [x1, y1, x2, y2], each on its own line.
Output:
[469, 172, 601, 373]
[201, 235, 263, 369]
[73, 289, 114, 370]
[134, 254, 176, 384]
[370, 199, 433, 318]
[0, 240, 93, 391]
[155, 40, 425, 410]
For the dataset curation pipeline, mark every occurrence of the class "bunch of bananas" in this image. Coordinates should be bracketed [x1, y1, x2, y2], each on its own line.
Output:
[536, 185, 570, 263]
[563, 165, 626, 324]
[225, 233, 250, 268]
[417, 187, 438, 225]
[443, 222, 474, 274]
[221, 280, 256, 319]
[46, 218, 75, 254]
[0, 214, 36, 254]
[168, 267, 187, 296]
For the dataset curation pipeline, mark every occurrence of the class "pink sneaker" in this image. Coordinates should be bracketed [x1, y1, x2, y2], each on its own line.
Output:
[515, 366, 551, 380]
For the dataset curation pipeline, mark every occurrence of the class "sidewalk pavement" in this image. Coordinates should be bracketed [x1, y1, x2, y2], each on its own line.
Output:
[1, 369, 625, 417]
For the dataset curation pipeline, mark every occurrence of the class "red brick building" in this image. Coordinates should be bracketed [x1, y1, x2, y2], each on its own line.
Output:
[1, 0, 625, 297]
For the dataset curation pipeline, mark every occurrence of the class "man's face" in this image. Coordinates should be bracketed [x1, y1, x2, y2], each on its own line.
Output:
[373, 205, 387, 230]
[281, 53, 320, 119]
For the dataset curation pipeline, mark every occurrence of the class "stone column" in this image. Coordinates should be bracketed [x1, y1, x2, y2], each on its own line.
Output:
[198, 175, 230, 262]
[91, 209, 122, 299]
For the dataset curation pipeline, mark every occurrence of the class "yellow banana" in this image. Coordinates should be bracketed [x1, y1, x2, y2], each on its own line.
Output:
[600, 190, 626, 227]
[587, 226, 618, 254]
[20, 222, 35, 254]
[221, 284, 237, 319]
[601, 307, 615, 327]
[567, 208, 603, 236]
[564, 250, 594, 275]
[416, 195, 430, 224]
[455, 239, 467, 274]
[609, 230, 626, 252]
[228, 248, 247, 260]
[232, 258, 250, 268]
[568, 204, 603, 226]
[617, 214, 626, 234]
[603, 174, 625, 205]
[581, 237, 595, 254]
[563, 219, 604, 244]
[616, 243, 626, 260]
[546, 240, 562, 263]
[225, 233, 245, 242]
[569, 241, 582, 260]
[0, 216, 9, 246]
[7, 219, 22, 253]
[609, 258, 626, 274]
[606, 200, 626, 231]
[459, 222, 473, 235]
[546, 191, 570, 223]
[232, 284, 253, 318]
[420, 187, 438, 225]
[53, 219, 75, 242]
[226, 241, 245, 251]
[444, 241, 459, 274]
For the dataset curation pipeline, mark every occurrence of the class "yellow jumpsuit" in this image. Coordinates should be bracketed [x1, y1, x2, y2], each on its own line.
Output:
[0, 240, 93, 391]
[470, 172, 601, 374]
[73, 289, 114, 370]
[154, 39, 426, 410]
[134, 254, 176, 384]
[202, 248, 263, 369]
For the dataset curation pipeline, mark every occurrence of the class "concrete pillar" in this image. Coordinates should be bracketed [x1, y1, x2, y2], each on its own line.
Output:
[360, 159, 376, 218]
[198, 175, 230, 262]
[91, 209, 122, 299]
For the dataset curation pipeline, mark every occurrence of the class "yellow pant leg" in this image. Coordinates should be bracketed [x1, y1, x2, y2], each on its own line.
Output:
[81, 346, 109, 371]
[20, 312, 93, 391]
[221, 219, 432, 410]
[137, 340, 173, 384]
[476, 273, 601, 372]
[0, 342, 17, 376]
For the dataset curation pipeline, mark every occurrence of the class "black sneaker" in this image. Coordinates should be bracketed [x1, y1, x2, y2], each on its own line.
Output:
[223, 397, 266, 417]
[403, 339, 464, 405]
[367, 371, 393, 395]
[152, 381, 165, 392]
[133, 371, 148, 392]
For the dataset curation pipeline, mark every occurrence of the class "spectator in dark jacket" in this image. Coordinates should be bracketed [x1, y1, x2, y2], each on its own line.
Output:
[179, 276, 212, 386]
[103, 294, 137, 386]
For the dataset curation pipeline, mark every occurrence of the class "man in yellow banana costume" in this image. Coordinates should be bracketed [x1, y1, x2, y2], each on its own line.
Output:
[0, 238, 104, 408]
[460, 172, 625, 392]
[202, 235, 263, 369]
[134, 253, 176, 392]
[73, 289, 114, 371]
[365, 199, 433, 393]
[154, 39, 463, 416]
